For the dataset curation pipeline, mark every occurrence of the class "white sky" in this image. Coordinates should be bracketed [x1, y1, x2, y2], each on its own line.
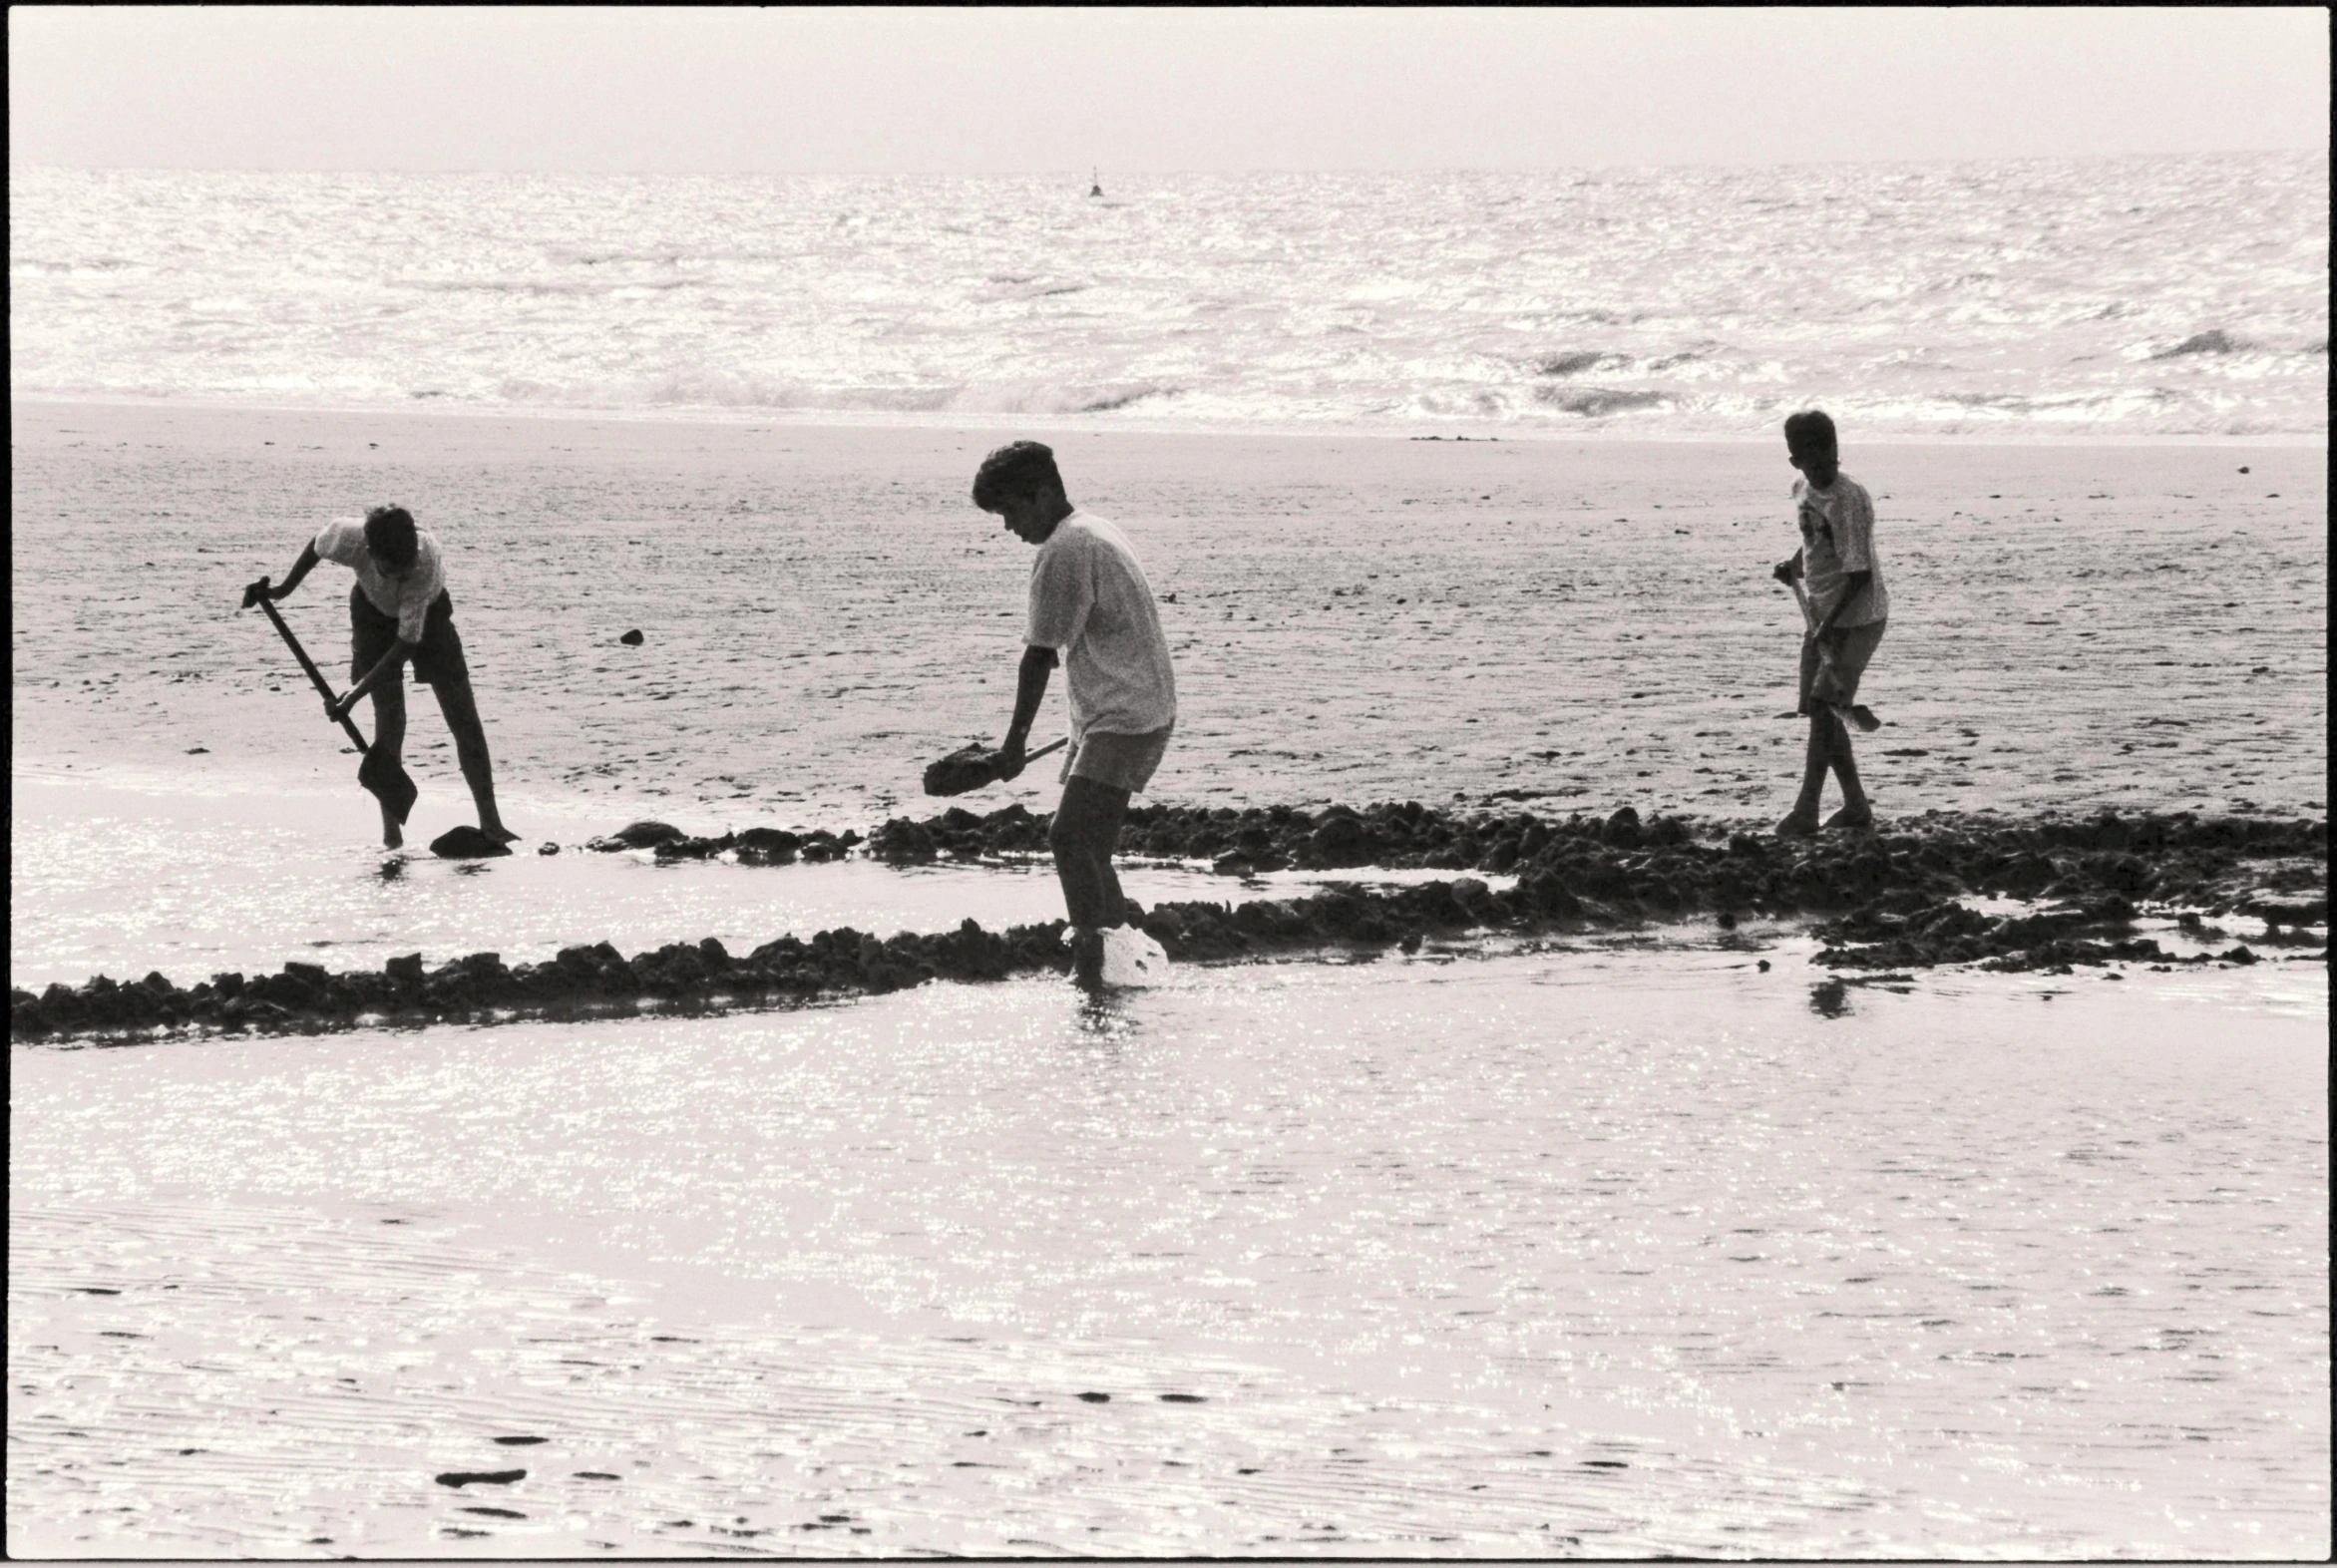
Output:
[9, 6, 2329, 174]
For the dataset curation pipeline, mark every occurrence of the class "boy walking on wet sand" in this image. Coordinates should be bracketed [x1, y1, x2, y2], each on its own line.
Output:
[974, 441, 1177, 991]
[1772, 410, 1889, 835]
[245, 506, 518, 851]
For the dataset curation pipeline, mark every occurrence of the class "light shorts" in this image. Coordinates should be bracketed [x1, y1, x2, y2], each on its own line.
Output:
[1062, 722, 1174, 793]
[1799, 620, 1885, 713]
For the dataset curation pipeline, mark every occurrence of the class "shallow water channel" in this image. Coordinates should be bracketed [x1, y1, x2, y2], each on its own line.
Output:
[11, 935, 2326, 1558]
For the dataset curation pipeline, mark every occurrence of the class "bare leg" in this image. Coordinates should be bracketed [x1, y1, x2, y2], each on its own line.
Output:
[1098, 859, 1127, 928]
[1777, 710, 1830, 834]
[369, 676, 407, 851]
[1778, 635, 1826, 835]
[1826, 717, 1872, 826]
[429, 673, 517, 842]
[1050, 778, 1132, 987]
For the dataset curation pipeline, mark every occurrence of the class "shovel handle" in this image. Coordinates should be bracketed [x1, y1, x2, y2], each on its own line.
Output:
[251, 592, 372, 753]
[1785, 577, 1820, 634]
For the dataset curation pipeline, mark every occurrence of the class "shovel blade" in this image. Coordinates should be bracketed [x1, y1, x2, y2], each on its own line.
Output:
[923, 744, 1001, 797]
[357, 747, 420, 824]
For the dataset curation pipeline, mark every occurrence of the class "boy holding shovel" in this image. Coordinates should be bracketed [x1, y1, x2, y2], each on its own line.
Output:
[1771, 410, 1889, 836]
[245, 506, 517, 851]
[974, 442, 1177, 990]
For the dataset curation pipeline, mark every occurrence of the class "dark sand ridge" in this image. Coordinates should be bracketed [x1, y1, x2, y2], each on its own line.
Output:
[11, 401, 2326, 826]
[15, 803, 2322, 1046]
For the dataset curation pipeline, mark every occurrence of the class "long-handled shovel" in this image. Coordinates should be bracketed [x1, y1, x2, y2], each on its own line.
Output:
[1785, 578, 1882, 733]
[243, 586, 420, 823]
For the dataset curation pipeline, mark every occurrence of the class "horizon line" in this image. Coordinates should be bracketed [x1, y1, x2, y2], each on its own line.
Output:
[8, 146, 2328, 182]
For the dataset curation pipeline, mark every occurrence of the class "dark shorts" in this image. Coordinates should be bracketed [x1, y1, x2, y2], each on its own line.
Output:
[352, 586, 468, 688]
[1799, 620, 1884, 713]
[1063, 723, 1173, 793]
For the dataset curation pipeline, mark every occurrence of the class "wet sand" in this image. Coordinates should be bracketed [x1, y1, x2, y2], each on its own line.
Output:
[10, 401, 2329, 1556]
[12, 400, 2327, 827]
[15, 773, 2324, 1047]
[12, 952, 2327, 1558]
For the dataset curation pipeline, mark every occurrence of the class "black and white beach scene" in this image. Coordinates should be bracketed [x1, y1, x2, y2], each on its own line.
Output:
[9, 8, 2328, 1558]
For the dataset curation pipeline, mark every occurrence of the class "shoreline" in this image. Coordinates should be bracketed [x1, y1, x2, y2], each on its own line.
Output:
[14, 392, 2328, 449]
[15, 799, 2324, 1047]
[12, 758, 2322, 1005]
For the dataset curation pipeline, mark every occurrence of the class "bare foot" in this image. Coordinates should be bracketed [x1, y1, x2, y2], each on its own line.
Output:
[482, 824, 523, 845]
[1775, 809, 1820, 839]
[383, 821, 404, 850]
[1824, 804, 1875, 832]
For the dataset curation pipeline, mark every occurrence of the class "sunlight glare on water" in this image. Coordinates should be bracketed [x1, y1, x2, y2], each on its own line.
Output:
[8, 769, 1251, 990]
[11, 155, 2327, 437]
[10, 950, 2326, 1557]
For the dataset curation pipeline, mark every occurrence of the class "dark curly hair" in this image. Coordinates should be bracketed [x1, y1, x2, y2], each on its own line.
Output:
[971, 441, 1064, 512]
[1782, 409, 1837, 454]
[363, 506, 419, 570]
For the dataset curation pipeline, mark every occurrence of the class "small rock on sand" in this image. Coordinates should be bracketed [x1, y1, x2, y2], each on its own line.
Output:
[588, 820, 686, 851]
[430, 826, 514, 859]
[619, 628, 644, 645]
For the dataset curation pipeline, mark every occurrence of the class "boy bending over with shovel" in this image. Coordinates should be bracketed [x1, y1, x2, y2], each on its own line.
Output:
[974, 442, 1177, 991]
[1772, 410, 1889, 836]
[245, 506, 517, 850]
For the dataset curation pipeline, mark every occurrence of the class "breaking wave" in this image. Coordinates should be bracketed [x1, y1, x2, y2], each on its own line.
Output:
[1534, 387, 1673, 417]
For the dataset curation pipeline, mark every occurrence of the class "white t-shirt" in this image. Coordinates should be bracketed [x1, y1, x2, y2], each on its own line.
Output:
[313, 518, 447, 643]
[1025, 509, 1177, 739]
[1793, 475, 1888, 627]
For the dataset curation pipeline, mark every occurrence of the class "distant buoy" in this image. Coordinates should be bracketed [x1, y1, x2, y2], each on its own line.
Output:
[1089, 167, 1103, 198]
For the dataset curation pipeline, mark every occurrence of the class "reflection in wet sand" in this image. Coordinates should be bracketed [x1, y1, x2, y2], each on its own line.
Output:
[11, 953, 2326, 1557]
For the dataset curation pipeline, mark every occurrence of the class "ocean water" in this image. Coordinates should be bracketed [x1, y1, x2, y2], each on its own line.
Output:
[10, 153, 2327, 438]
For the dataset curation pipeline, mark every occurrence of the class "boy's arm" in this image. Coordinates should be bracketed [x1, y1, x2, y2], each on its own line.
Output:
[995, 646, 1059, 779]
[1815, 486, 1877, 632]
[328, 639, 415, 722]
[1002, 537, 1087, 777]
[244, 542, 320, 606]
[1814, 572, 1871, 634]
